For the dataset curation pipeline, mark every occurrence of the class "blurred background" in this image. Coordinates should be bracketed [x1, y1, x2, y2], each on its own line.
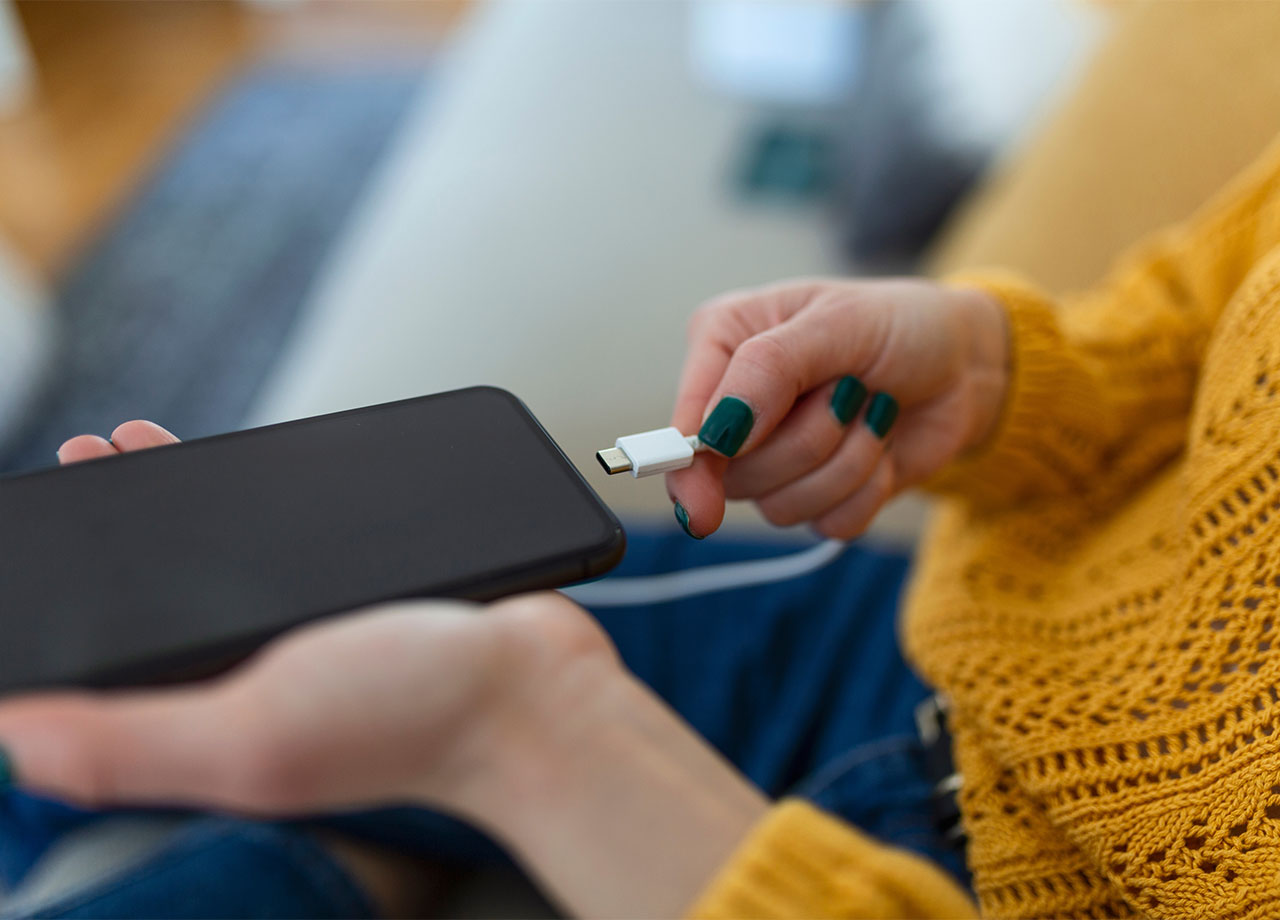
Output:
[5, 2, 1280, 914]
[0, 0, 1110, 539]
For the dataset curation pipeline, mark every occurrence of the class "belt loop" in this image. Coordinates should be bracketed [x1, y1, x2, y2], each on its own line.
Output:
[915, 693, 967, 853]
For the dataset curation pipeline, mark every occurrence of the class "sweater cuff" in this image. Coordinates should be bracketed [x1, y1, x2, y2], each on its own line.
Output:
[926, 270, 1093, 505]
[685, 799, 977, 920]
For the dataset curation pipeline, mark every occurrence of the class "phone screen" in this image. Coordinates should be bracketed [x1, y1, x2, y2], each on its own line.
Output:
[0, 387, 624, 693]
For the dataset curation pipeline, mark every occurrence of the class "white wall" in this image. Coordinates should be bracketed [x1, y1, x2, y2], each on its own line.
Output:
[0, 236, 52, 451]
[0, 0, 33, 116]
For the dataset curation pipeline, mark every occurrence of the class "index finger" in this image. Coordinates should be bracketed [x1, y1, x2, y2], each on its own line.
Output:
[668, 281, 825, 434]
[665, 284, 828, 538]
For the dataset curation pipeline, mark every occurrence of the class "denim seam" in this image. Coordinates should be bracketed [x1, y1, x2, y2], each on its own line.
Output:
[263, 823, 378, 919]
[2, 821, 375, 920]
[788, 733, 919, 800]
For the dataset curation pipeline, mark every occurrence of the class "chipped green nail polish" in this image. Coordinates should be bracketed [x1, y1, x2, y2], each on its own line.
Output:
[674, 502, 703, 540]
[698, 397, 754, 457]
[830, 375, 868, 426]
[864, 392, 898, 439]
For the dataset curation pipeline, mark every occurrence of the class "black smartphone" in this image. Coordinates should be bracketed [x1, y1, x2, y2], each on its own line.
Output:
[0, 387, 624, 694]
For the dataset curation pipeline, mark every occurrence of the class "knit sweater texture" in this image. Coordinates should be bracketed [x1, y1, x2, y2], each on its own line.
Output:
[689, 135, 1280, 919]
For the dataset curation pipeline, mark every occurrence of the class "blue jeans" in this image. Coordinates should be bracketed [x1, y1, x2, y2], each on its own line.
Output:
[0, 531, 966, 917]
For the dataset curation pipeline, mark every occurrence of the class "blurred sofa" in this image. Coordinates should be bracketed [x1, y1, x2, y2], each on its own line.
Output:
[244, 0, 1100, 546]
[929, 1, 1280, 291]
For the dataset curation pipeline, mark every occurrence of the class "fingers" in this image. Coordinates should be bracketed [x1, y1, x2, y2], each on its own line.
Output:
[695, 296, 886, 461]
[0, 685, 245, 811]
[110, 420, 180, 451]
[57, 421, 179, 466]
[670, 322, 737, 437]
[666, 287, 813, 538]
[664, 454, 728, 539]
[56, 435, 118, 465]
[754, 414, 887, 527]
[665, 318, 736, 537]
[669, 281, 827, 437]
[812, 457, 897, 540]
[722, 380, 853, 500]
[666, 282, 894, 538]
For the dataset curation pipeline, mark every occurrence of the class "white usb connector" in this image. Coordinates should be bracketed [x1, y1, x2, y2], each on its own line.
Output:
[596, 427, 707, 478]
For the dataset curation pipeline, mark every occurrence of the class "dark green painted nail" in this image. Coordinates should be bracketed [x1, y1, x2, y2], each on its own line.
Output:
[864, 392, 898, 438]
[0, 747, 13, 792]
[698, 397, 754, 457]
[830, 375, 868, 425]
[674, 502, 703, 540]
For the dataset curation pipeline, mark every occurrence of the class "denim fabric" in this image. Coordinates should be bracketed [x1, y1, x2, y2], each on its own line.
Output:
[2, 818, 375, 919]
[0, 529, 965, 917]
[794, 734, 969, 886]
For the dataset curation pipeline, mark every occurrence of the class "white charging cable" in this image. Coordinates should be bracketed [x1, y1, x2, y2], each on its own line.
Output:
[563, 537, 847, 606]
[573, 427, 849, 606]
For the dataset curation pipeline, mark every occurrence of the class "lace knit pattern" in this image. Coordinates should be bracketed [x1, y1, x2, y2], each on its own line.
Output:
[906, 189, 1280, 915]
[687, 139, 1280, 920]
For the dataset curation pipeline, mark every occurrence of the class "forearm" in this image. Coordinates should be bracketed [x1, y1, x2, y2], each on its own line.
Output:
[419, 626, 977, 920]
[438, 654, 768, 918]
[931, 140, 1280, 507]
[927, 271, 1205, 506]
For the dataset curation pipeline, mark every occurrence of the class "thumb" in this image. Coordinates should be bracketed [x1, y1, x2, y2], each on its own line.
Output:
[0, 688, 248, 811]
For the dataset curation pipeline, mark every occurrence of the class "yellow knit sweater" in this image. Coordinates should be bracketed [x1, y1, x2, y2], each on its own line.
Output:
[689, 135, 1280, 919]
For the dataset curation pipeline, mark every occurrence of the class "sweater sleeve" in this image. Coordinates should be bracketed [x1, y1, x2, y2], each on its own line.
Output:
[685, 800, 977, 920]
[928, 137, 1280, 507]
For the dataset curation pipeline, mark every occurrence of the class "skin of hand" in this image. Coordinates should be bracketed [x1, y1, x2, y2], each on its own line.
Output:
[667, 279, 1010, 538]
[0, 422, 768, 918]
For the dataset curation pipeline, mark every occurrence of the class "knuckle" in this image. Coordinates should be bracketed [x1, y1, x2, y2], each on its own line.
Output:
[840, 452, 878, 493]
[686, 305, 713, 340]
[57, 710, 123, 810]
[793, 425, 833, 469]
[815, 516, 859, 541]
[493, 592, 618, 670]
[73, 758, 118, 812]
[737, 333, 795, 383]
[688, 292, 745, 338]
[756, 495, 801, 528]
[873, 459, 897, 500]
[214, 713, 308, 812]
[816, 465, 895, 540]
[222, 741, 302, 812]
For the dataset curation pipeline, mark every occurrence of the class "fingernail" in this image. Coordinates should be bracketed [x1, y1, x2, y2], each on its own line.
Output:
[829, 375, 868, 426]
[0, 747, 13, 791]
[674, 502, 704, 540]
[864, 392, 898, 439]
[698, 397, 754, 457]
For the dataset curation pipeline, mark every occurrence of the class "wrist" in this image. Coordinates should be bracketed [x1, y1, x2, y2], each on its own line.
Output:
[504, 672, 768, 917]
[405, 593, 619, 823]
[948, 283, 1011, 455]
[422, 595, 768, 917]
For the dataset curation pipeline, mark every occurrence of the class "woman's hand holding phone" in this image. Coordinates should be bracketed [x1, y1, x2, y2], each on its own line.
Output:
[0, 423, 767, 918]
